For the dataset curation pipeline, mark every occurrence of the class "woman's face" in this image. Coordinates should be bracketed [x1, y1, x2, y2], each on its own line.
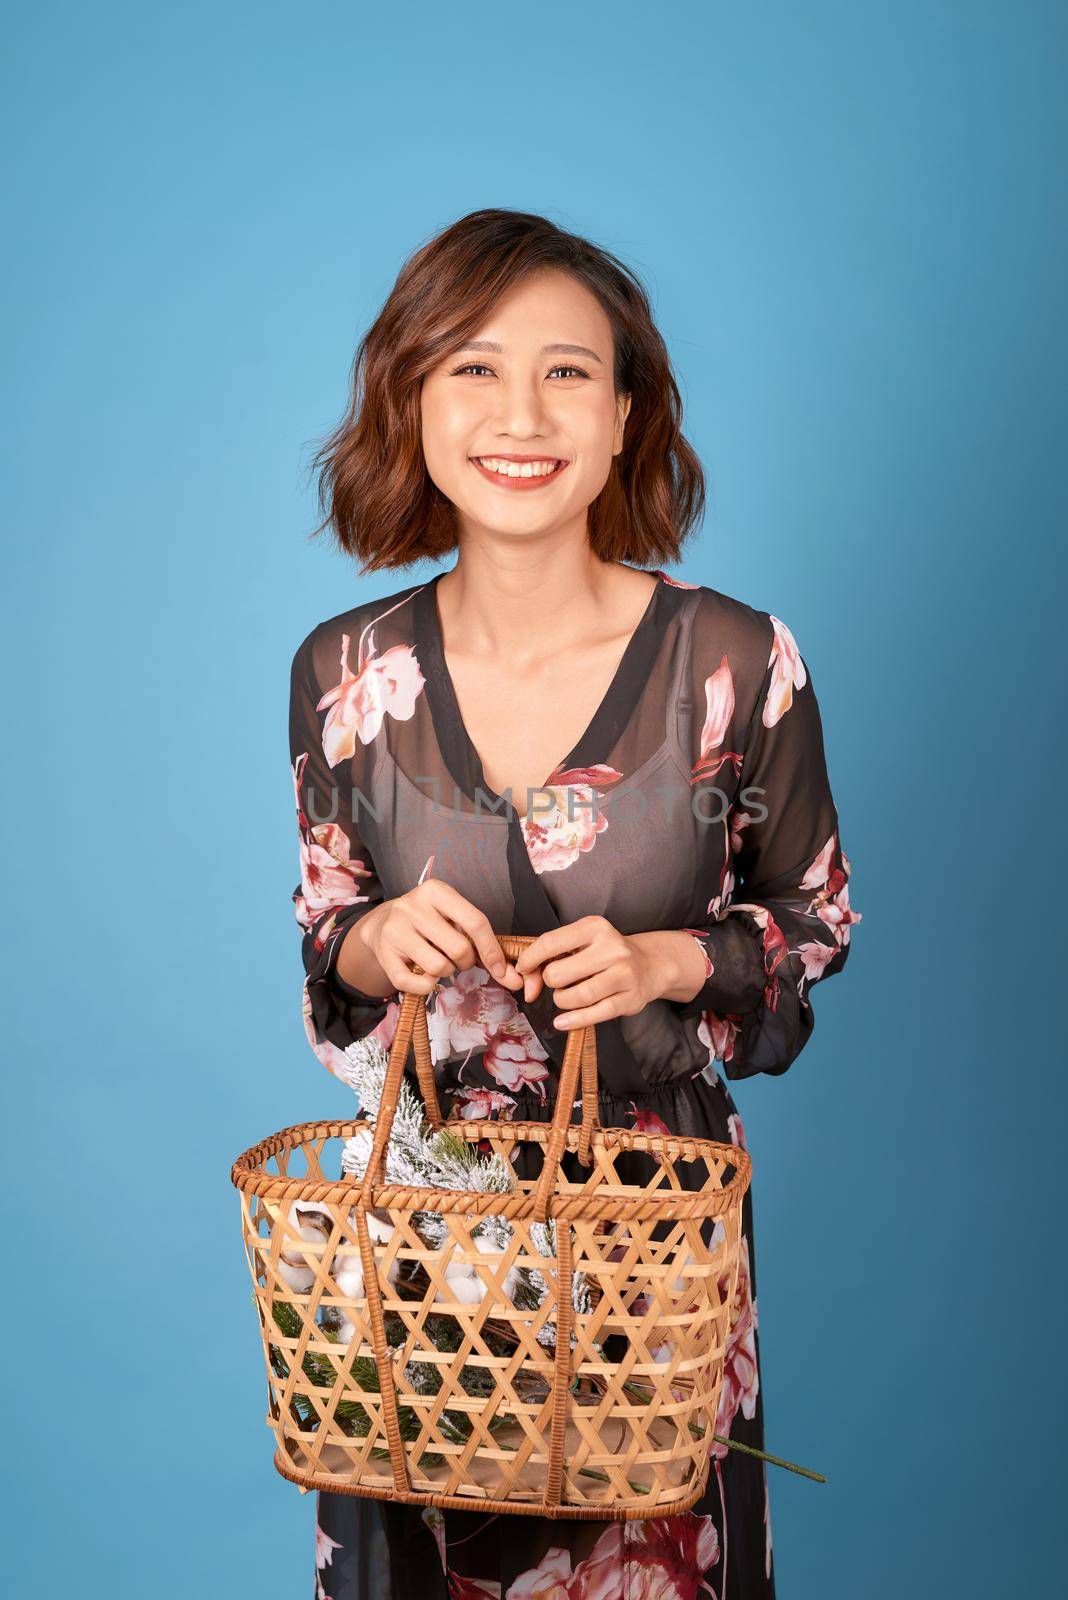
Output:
[419, 268, 631, 541]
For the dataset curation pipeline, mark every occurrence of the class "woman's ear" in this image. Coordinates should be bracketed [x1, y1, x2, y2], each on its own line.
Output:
[613, 391, 632, 455]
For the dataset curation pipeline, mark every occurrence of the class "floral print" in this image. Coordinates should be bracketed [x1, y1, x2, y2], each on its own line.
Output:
[692, 656, 743, 786]
[290, 567, 861, 1597]
[520, 764, 623, 874]
[763, 616, 806, 728]
[712, 1235, 759, 1463]
[491, 1515, 723, 1600]
[315, 1512, 342, 1599]
[428, 966, 552, 1099]
[316, 596, 428, 767]
[292, 752, 377, 931]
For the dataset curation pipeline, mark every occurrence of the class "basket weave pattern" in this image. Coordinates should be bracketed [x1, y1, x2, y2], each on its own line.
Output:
[231, 934, 751, 1520]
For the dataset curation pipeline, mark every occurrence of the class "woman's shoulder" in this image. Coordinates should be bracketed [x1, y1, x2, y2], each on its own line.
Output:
[290, 576, 427, 685]
[662, 572, 817, 738]
[664, 572, 780, 669]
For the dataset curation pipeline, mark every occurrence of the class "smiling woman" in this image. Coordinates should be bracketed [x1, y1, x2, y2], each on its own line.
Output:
[309, 208, 703, 573]
[291, 208, 860, 1599]
[418, 269, 630, 538]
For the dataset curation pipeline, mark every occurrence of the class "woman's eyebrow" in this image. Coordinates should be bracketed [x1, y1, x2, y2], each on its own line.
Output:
[457, 338, 605, 365]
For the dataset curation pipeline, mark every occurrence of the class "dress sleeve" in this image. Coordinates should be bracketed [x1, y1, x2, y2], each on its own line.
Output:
[290, 625, 393, 1078]
[670, 615, 861, 1080]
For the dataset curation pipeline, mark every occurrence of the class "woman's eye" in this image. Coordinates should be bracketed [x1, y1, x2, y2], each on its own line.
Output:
[448, 362, 590, 380]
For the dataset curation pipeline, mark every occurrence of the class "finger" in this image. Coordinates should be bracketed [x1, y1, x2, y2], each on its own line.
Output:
[454, 911, 519, 986]
[539, 945, 611, 993]
[512, 922, 590, 975]
[553, 989, 636, 1030]
[383, 957, 439, 995]
[522, 967, 544, 1003]
[417, 887, 517, 985]
[412, 915, 479, 974]
[393, 928, 464, 985]
[548, 967, 626, 1016]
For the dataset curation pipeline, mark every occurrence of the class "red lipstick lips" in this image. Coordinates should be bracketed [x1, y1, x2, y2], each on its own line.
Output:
[469, 454, 570, 491]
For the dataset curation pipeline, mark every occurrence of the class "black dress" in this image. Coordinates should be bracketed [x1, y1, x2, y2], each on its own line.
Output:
[290, 565, 861, 1600]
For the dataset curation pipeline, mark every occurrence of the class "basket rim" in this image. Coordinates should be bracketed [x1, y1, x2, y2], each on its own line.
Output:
[270, 1447, 712, 1521]
[230, 1115, 751, 1220]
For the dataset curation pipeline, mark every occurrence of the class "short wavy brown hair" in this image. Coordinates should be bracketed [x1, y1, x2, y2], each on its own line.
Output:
[309, 208, 706, 573]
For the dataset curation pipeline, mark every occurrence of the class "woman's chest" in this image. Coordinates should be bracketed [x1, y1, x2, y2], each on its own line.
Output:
[368, 738, 731, 935]
[442, 647, 644, 821]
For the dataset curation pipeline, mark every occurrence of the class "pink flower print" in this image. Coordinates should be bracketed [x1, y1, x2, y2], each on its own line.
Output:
[681, 928, 715, 982]
[698, 1009, 741, 1066]
[569, 1524, 625, 1599]
[421, 1506, 446, 1572]
[628, 1102, 672, 1136]
[505, 1526, 623, 1600]
[700, 655, 734, 752]
[820, 882, 861, 948]
[653, 569, 698, 589]
[309, 904, 340, 957]
[795, 939, 840, 982]
[691, 655, 743, 785]
[696, 1055, 722, 1089]
[726, 804, 752, 856]
[799, 833, 837, 891]
[429, 966, 526, 1058]
[726, 1112, 747, 1150]
[712, 868, 735, 920]
[301, 976, 399, 1080]
[292, 754, 376, 930]
[301, 982, 351, 1076]
[505, 1547, 573, 1599]
[520, 765, 622, 875]
[724, 904, 789, 1008]
[800, 833, 862, 949]
[314, 1516, 342, 1600]
[426, 968, 549, 1096]
[316, 620, 426, 767]
[711, 1233, 758, 1461]
[763, 616, 807, 727]
[817, 872, 861, 949]
[623, 1513, 721, 1598]
[451, 1086, 517, 1120]
[484, 1021, 551, 1099]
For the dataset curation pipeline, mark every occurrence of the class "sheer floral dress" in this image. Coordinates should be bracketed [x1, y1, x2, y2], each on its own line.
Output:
[289, 565, 861, 1600]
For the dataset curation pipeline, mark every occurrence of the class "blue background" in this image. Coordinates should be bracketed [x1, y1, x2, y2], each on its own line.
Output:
[5, 2, 1065, 1593]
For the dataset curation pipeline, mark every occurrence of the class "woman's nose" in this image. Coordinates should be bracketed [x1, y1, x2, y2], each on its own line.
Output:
[491, 375, 550, 438]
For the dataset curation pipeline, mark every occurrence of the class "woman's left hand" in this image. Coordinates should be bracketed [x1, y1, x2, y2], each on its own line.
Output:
[512, 916, 709, 1029]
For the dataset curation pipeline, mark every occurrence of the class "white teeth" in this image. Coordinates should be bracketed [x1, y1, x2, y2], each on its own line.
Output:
[475, 457, 562, 478]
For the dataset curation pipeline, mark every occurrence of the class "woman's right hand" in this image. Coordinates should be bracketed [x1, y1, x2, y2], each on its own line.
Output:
[339, 880, 525, 997]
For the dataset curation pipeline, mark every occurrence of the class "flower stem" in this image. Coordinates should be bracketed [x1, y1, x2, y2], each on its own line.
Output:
[712, 1434, 826, 1483]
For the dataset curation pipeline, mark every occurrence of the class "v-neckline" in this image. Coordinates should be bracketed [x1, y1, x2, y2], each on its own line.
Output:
[413, 566, 665, 822]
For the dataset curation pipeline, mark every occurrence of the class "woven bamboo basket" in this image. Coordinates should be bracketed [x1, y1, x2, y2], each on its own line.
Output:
[231, 933, 751, 1520]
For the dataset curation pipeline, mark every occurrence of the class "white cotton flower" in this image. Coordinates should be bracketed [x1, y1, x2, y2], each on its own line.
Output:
[276, 1257, 316, 1294]
[436, 1230, 521, 1307]
[275, 1199, 334, 1295]
[330, 1210, 400, 1343]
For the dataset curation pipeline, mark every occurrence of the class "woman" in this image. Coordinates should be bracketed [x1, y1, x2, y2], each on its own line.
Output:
[291, 208, 860, 1600]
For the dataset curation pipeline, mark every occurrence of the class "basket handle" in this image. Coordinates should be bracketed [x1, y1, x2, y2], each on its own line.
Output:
[357, 932, 600, 1220]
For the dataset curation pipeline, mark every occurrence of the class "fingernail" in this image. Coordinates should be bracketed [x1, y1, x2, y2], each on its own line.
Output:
[554, 1014, 574, 1029]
